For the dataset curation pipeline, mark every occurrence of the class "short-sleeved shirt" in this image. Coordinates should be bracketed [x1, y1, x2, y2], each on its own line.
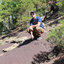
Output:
[30, 16, 44, 29]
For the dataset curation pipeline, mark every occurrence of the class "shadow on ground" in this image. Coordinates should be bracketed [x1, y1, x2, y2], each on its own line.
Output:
[31, 51, 50, 64]
[49, 20, 59, 27]
[0, 33, 17, 40]
[31, 46, 61, 64]
[0, 28, 25, 40]
[48, 16, 64, 27]
[17, 38, 36, 47]
[53, 57, 64, 64]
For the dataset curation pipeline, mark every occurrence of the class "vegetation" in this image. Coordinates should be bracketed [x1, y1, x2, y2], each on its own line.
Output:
[46, 0, 64, 48]
[0, 0, 64, 35]
[56, 0, 64, 15]
[47, 20, 64, 48]
[0, 0, 47, 34]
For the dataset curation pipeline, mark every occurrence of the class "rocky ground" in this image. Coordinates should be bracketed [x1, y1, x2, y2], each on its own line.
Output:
[0, 16, 64, 64]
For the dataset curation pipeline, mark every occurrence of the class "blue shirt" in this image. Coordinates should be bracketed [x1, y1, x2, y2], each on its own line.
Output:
[30, 16, 44, 29]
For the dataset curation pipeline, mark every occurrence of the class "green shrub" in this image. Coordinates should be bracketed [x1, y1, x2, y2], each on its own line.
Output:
[47, 20, 64, 47]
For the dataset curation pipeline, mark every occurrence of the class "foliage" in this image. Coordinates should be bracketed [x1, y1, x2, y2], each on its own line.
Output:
[47, 20, 64, 47]
[56, 0, 64, 15]
[0, 0, 63, 35]
[32, 0, 47, 16]
[0, 0, 35, 34]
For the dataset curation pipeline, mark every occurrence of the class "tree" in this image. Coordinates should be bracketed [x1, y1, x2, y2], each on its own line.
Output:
[0, 0, 35, 34]
[56, 0, 64, 15]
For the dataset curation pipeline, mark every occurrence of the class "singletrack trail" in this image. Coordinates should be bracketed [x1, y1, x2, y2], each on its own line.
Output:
[0, 30, 53, 64]
[0, 16, 63, 64]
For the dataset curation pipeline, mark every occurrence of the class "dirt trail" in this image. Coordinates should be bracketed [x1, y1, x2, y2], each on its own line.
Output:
[0, 30, 54, 64]
[0, 16, 63, 64]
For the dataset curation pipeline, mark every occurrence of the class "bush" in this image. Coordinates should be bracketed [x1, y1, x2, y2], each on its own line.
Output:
[47, 20, 64, 48]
